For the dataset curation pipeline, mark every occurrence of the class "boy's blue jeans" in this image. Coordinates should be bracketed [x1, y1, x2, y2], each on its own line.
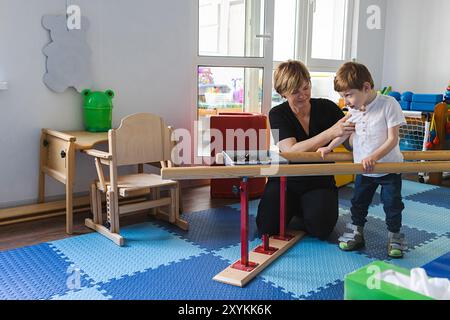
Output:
[351, 173, 404, 233]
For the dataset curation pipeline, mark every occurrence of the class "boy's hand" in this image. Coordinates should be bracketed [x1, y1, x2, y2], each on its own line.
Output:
[362, 156, 377, 173]
[317, 147, 332, 159]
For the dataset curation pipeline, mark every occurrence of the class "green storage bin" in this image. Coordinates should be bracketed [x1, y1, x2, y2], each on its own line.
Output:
[344, 261, 434, 300]
[82, 89, 114, 132]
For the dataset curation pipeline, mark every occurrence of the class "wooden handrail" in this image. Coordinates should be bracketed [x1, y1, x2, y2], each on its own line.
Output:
[162, 161, 450, 180]
[280, 151, 450, 163]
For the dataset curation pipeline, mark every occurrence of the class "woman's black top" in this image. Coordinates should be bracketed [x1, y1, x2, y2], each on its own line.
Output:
[269, 98, 345, 188]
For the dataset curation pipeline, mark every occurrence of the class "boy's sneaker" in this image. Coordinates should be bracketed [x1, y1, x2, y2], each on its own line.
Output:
[388, 232, 407, 259]
[338, 223, 365, 251]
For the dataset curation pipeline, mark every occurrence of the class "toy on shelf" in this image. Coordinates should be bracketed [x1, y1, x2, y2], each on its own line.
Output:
[379, 86, 446, 112]
[444, 82, 450, 104]
[425, 114, 439, 150]
[388, 91, 401, 101]
[446, 112, 450, 140]
[411, 94, 444, 112]
[400, 91, 413, 110]
[380, 86, 392, 95]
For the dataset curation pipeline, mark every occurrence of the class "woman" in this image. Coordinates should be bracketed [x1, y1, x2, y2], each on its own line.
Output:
[257, 60, 355, 239]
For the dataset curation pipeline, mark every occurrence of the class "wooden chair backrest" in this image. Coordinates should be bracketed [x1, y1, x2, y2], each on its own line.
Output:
[109, 113, 173, 166]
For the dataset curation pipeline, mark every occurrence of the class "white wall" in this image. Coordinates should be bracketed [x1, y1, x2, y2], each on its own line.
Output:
[353, 0, 387, 90]
[382, 0, 450, 93]
[0, 0, 196, 207]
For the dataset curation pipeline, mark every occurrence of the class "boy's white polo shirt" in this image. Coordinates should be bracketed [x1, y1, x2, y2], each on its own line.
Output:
[348, 94, 407, 178]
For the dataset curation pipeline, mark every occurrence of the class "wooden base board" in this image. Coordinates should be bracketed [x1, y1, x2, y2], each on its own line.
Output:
[213, 230, 305, 287]
[0, 193, 185, 226]
[0, 196, 92, 225]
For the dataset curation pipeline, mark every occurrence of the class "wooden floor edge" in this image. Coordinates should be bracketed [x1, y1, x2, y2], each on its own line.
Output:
[0, 183, 207, 225]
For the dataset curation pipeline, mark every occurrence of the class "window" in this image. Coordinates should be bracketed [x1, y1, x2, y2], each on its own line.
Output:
[198, 0, 265, 58]
[306, 0, 355, 70]
[273, 0, 297, 62]
[196, 0, 274, 156]
[311, 0, 347, 60]
[198, 67, 263, 114]
[270, 0, 355, 106]
[196, 0, 357, 155]
[197, 67, 263, 156]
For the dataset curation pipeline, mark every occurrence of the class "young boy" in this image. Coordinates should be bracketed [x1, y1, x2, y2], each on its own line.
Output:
[317, 62, 408, 258]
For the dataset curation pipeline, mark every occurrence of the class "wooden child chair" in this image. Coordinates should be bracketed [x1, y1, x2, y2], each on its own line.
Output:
[84, 113, 188, 245]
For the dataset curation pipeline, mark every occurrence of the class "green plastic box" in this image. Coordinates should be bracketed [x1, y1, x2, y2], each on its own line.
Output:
[344, 261, 434, 300]
[82, 89, 114, 132]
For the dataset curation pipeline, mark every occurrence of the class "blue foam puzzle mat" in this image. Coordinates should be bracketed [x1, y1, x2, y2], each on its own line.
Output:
[0, 180, 448, 300]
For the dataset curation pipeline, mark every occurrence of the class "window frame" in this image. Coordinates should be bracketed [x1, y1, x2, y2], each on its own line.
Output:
[194, 0, 358, 157]
[304, 0, 356, 72]
[272, 0, 356, 72]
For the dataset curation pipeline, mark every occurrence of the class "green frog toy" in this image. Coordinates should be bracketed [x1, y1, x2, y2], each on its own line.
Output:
[81, 89, 114, 132]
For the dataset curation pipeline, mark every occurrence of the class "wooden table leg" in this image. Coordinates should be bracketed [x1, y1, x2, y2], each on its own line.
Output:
[65, 141, 76, 234]
[38, 131, 47, 203]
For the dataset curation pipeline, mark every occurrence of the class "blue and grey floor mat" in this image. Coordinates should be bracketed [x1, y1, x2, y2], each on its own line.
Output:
[1, 180, 450, 300]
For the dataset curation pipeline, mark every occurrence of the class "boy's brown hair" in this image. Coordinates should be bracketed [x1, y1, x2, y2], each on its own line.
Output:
[274, 60, 311, 97]
[334, 62, 374, 92]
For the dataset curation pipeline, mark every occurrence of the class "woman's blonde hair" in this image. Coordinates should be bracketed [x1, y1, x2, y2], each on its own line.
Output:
[274, 60, 311, 97]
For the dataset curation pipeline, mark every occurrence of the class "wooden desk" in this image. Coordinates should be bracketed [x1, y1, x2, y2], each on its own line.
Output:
[38, 129, 108, 234]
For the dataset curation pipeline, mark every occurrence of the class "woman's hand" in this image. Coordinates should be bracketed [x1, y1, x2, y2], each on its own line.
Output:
[329, 114, 355, 139]
[317, 147, 332, 159]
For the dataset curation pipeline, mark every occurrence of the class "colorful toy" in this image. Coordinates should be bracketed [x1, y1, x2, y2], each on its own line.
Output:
[388, 91, 401, 101]
[401, 91, 414, 102]
[446, 112, 450, 140]
[400, 91, 413, 110]
[81, 89, 114, 132]
[412, 94, 443, 103]
[444, 82, 450, 104]
[425, 114, 439, 149]
[380, 86, 392, 95]
[410, 94, 444, 112]
[198, 67, 214, 85]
